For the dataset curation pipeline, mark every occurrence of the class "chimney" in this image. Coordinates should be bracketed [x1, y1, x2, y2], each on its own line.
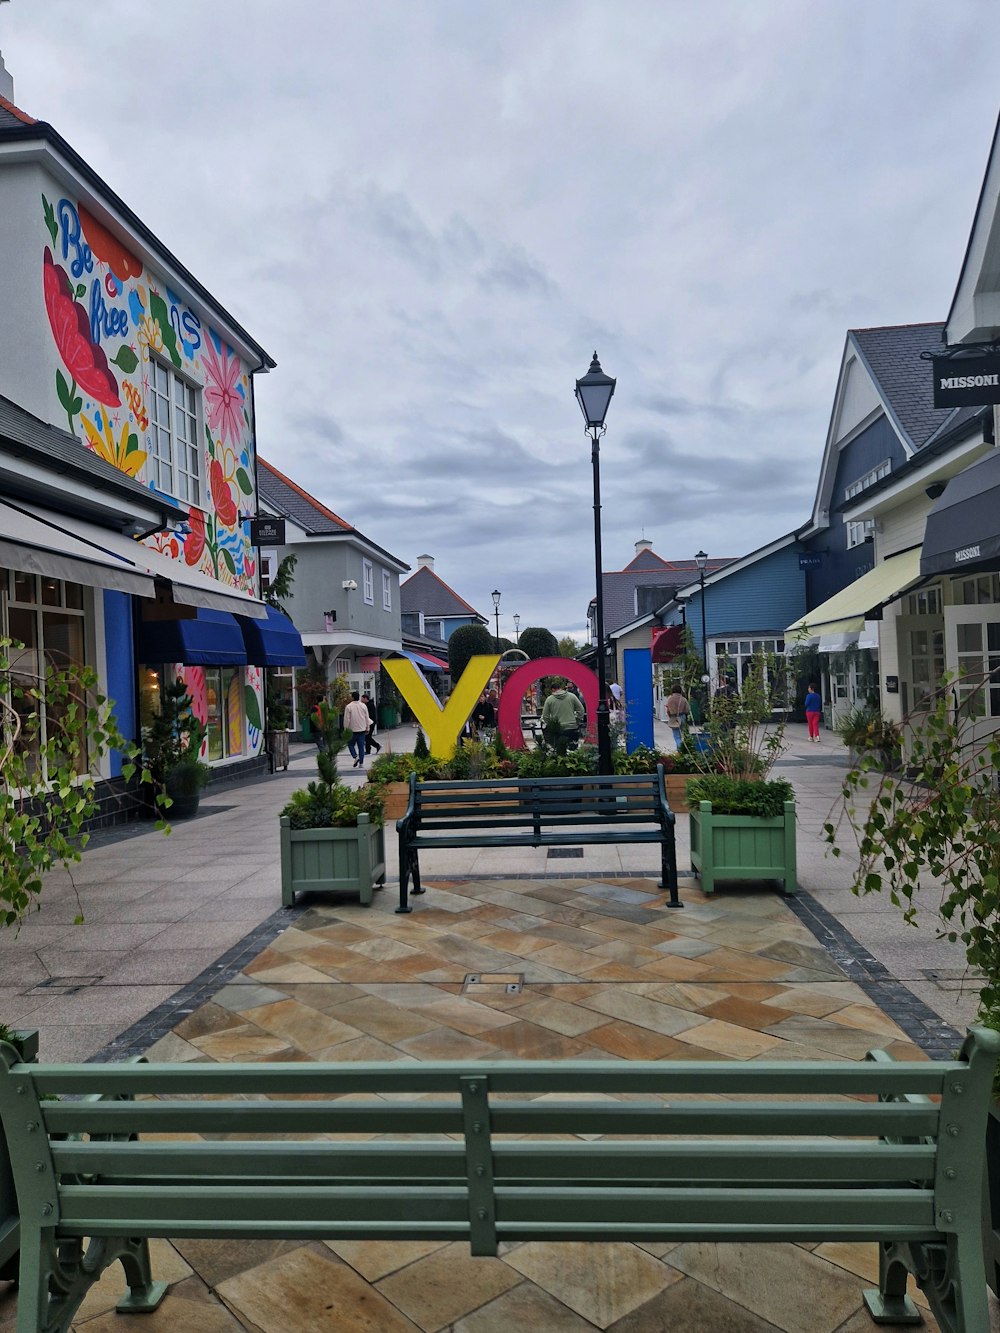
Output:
[635, 538, 653, 555]
[417, 554, 435, 570]
[0, 51, 13, 104]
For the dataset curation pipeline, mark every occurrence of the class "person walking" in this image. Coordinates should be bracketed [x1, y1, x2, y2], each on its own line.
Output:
[362, 692, 381, 754]
[472, 691, 495, 741]
[804, 682, 822, 743]
[665, 684, 689, 751]
[343, 691, 372, 768]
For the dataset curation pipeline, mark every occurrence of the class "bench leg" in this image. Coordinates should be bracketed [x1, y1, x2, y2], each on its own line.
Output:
[396, 843, 412, 914]
[861, 1243, 922, 1326]
[661, 835, 682, 908]
[115, 1238, 169, 1315]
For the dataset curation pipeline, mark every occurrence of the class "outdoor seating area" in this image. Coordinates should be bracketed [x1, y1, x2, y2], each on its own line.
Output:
[0, 726, 995, 1332]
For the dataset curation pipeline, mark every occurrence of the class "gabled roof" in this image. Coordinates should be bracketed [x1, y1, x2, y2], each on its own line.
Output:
[946, 106, 1000, 344]
[592, 554, 732, 634]
[850, 323, 948, 450]
[259, 458, 352, 534]
[0, 94, 274, 370]
[257, 458, 408, 571]
[0, 394, 180, 526]
[400, 565, 484, 620]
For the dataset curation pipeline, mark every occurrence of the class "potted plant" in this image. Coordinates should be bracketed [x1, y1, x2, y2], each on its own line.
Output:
[823, 671, 1000, 1294]
[366, 751, 432, 820]
[279, 701, 386, 907]
[686, 650, 795, 895]
[143, 677, 210, 820]
[295, 661, 328, 741]
[835, 704, 902, 769]
[266, 681, 292, 771]
[615, 743, 702, 811]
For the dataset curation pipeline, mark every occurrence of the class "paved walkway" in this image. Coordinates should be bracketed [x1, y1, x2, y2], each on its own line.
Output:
[0, 721, 993, 1330]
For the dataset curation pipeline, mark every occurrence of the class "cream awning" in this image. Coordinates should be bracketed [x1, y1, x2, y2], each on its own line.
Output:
[786, 548, 922, 640]
[0, 499, 156, 598]
[11, 500, 267, 619]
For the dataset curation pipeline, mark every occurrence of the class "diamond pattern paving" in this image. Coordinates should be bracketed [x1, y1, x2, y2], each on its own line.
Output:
[4, 875, 948, 1333]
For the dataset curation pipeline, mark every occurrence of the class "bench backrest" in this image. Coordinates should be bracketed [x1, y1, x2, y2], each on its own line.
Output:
[3, 1031, 997, 1254]
[406, 769, 673, 830]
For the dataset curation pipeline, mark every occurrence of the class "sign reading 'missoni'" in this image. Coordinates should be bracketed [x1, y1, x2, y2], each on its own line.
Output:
[932, 353, 1000, 407]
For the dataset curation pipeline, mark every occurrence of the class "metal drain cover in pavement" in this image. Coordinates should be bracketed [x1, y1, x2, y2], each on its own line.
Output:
[463, 973, 523, 995]
[31, 976, 102, 995]
[548, 847, 583, 858]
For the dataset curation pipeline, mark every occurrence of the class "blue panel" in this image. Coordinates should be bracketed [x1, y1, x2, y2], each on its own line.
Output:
[623, 648, 654, 752]
[136, 609, 247, 666]
[103, 589, 136, 778]
[687, 548, 807, 659]
[236, 605, 306, 667]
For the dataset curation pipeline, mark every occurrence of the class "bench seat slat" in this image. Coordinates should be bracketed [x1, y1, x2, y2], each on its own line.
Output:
[52, 1139, 937, 1184]
[42, 1101, 942, 1138]
[26, 1058, 953, 1095]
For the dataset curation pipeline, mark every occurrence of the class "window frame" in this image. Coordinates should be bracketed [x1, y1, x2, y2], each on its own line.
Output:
[382, 569, 392, 611]
[147, 356, 203, 506]
[362, 559, 374, 605]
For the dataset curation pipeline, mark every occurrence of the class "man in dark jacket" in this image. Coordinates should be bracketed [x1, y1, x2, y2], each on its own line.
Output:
[362, 692, 381, 754]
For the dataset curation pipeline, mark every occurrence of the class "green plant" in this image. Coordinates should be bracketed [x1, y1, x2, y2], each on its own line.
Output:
[825, 670, 1000, 1016]
[144, 682, 206, 783]
[295, 660, 328, 718]
[444, 741, 499, 781]
[515, 743, 598, 778]
[164, 756, 210, 797]
[700, 650, 787, 782]
[687, 773, 794, 817]
[835, 705, 902, 761]
[263, 552, 298, 613]
[448, 624, 494, 681]
[280, 698, 384, 830]
[266, 679, 291, 731]
[517, 626, 559, 660]
[413, 729, 430, 760]
[0, 637, 159, 927]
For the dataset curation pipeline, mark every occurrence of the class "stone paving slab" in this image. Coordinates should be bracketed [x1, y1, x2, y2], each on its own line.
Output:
[3, 871, 984, 1332]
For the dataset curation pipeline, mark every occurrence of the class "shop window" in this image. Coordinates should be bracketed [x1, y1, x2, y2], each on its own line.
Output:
[203, 666, 244, 761]
[955, 621, 1000, 718]
[3, 570, 87, 779]
[956, 573, 1000, 606]
[909, 627, 944, 707]
[905, 586, 942, 616]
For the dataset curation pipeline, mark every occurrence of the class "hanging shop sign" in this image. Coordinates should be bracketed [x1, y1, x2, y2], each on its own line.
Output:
[249, 517, 286, 545]
[932, 353, 1000, 408]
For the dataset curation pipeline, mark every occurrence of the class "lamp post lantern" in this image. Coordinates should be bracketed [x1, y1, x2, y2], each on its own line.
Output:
[576, 351, 616, 775]
[491, 589, 501, 653]
[513, 613, 520, 643]
[695, 550, 709, 681]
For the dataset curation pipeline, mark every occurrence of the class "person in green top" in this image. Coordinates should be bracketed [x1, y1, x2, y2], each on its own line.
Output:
[541, 680, 586, 752]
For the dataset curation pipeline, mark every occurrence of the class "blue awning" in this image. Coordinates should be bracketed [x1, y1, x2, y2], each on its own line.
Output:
[236, 605, 306, 667]
[136, 609, 247, 667]
[400, 649, 449, 672]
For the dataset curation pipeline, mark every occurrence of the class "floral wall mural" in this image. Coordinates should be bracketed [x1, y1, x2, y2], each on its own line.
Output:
[40, 192, 258, 597]
[42, 191, 265, 760]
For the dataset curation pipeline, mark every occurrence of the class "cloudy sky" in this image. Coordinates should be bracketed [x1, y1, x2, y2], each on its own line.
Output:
[4, 2, 1000, 638]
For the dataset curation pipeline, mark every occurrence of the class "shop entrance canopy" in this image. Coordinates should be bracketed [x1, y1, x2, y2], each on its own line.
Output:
[785, 548, 923, 643]
[921, 450, 1000, 579]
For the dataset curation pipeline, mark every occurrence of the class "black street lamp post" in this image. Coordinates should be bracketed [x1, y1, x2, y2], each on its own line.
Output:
[491, 589, 501, 652]
[513, 613, 520, 643]
[576, 351, 616, 775]
[695, 550, 708, 680]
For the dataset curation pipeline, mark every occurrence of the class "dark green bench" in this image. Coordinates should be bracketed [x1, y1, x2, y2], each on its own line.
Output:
[2, 1030, 998, 1332]
[396, 768, 679, 914]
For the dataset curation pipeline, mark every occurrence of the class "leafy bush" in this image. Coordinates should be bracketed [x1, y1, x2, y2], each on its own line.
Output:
[448, 624, 494, 681]
[686, 774, 794, 817]
[518, 626, 559, 660]
[835, 705, 902, 759]
[282, 781, 384, 830]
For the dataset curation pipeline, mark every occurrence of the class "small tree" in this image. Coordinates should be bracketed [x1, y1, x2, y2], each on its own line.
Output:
[448, 624, 494, 682]
[557, 635, 580, 659]
[0, 637, 157, 927]
[263, 552, 298, 613]
[518, 626, 559, 660]
[700, 649, 787, 782]
[825, 670, 1000, 1018]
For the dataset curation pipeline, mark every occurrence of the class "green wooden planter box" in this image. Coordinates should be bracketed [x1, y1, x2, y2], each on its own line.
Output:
[279, 814, 386, 908]
[0, 1029, 38, 1282]
[689, 799, 796, 896]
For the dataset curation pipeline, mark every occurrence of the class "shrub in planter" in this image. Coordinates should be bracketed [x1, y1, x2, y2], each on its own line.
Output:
[686, 774, 794, 817]
[687, 774, 797, 896]
[279, 703, 385, 907]
[835, 704, 902, 768]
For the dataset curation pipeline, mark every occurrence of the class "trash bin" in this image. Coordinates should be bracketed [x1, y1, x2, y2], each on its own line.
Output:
[378, 705, 399, 729]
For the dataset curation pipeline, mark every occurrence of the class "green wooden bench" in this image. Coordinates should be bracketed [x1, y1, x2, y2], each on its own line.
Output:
[2, 1029, 998, 1332]
[396, 768, 679, 914]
